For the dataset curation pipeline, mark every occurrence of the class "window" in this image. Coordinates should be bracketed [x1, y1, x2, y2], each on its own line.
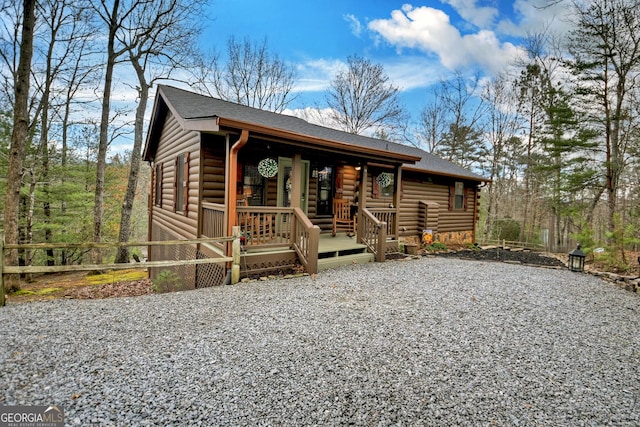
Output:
[175, 154, 184, 212]
[316, 166, 333, 216]
[242, 164, 266, 206]
[174, 153, 189, 213]
[154, 163, 163, 207]
[373, 172, 394, 198]
[454, 182, 464, 209]
[380, 173, 394, 197]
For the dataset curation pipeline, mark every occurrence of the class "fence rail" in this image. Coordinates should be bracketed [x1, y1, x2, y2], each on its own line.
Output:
[1, 234, 241, 307]
[477, 239, 547, 250]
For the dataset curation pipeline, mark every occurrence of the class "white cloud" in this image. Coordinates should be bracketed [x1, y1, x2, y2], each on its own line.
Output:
[496, 0, 572, 37]
[368, 4, 525, 75]
[442, 0, 499, 28]
[293, 58, 346, 92]
[384, 57, 445, 91]
[284, 106, 339, 128]
[343, 13, 363, 37]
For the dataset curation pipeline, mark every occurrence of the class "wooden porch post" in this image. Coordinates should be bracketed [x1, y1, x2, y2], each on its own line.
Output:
[307, 225, 320, 274]
[290, 153, 302, 208]
[394, 165, 402, 239]
[357, 164, 368, 240]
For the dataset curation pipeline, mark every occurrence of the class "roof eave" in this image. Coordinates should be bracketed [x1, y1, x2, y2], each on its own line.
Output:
[184, 118, 220, 132]
[217, 117, 421, 165]
[403, 165, 491, 183]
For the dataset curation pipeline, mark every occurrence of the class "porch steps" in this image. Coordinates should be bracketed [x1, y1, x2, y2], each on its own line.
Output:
[317, 252, 374, 271]
[316, 234, 373, 271]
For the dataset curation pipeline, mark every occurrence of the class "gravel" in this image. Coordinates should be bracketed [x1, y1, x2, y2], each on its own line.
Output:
[2, 257, 639, 426]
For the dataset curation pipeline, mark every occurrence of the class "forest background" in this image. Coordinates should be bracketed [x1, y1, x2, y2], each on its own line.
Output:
[2, 0, 640, 293]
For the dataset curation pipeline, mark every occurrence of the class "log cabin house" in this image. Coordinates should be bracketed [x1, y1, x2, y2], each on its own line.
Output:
[142, 85, 487, 287]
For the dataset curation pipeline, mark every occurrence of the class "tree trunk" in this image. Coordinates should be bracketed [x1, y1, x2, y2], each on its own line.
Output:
[3, 0, 36, 294]
[93, 0, 120, 265]
[115, 62, 148, 263]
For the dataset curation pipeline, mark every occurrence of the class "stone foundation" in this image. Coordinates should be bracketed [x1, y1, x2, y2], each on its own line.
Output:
[401, 230, 474, 247]
[432, 230, 474, 246]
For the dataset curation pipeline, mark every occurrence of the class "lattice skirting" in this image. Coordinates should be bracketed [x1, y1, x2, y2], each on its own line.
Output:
[150, 223, 227, 290]
[240, 255, 298, 277]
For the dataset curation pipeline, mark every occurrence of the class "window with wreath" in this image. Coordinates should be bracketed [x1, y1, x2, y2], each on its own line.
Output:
[373, 172, 394, 198]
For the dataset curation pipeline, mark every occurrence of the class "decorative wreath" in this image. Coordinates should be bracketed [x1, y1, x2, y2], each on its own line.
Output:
[257, 158, 278, 178]
[376, 172, 392, 188]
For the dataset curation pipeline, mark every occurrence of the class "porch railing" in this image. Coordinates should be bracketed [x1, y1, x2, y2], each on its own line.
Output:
[200, 204, 320, 274]
[361, 209, 387, 262]
[235, 206, 294, 248]
[201, 202, 226, 249]
[369, 208, 396, 239]
[292, 207, 320, 274]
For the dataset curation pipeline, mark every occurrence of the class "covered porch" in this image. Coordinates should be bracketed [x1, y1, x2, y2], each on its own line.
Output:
[197, 121, 420, 277]
[200, 201, 400, 277]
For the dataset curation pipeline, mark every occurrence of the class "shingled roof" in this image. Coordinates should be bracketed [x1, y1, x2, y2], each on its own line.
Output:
[149, 85, 487, 182]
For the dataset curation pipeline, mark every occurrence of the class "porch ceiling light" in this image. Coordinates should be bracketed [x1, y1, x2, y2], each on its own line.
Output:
[568, 244, 586, 273]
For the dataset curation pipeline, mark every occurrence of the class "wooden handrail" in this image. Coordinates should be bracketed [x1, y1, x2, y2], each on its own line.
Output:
[368, 208, 396, 238]
[361, 209, 387, 262]
[292, 207, 319, 274]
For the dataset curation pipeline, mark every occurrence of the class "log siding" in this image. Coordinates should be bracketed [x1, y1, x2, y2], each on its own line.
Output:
[398, 172, 477, 239]
[151, 112, 201, 240]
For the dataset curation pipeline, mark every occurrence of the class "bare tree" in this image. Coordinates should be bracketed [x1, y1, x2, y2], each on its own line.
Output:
[3, 0, 36, 295]
[326, 55, 406, 137]
[31, 0, 94, 266]
[417, 84, 448, 153]
[114, 0, 206, 263]
[193, 36, 296, 113]
[415, 70, 487, 169]
[479, 73, 522, 239]
[91, 0, 123, 264]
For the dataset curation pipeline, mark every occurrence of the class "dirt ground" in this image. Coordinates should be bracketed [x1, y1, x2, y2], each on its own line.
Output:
[4, 269, 152, 305]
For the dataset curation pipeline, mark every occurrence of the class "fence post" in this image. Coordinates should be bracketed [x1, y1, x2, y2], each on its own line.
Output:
[1, 232, 4, 307]
[231, 226, 241, 284]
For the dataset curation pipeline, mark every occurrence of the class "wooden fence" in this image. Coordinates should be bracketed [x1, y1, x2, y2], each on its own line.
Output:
[0, 230, 242, 307]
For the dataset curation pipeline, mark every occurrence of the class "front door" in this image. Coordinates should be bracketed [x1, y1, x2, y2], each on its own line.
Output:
[277, 157, 309, 214]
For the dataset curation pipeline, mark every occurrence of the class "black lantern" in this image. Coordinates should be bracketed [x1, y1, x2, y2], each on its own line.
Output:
[568, 244, 586, 272]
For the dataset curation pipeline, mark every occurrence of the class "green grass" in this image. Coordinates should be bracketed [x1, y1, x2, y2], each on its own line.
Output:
[13, 287, 63, 296]
[85, 269, 147, 286]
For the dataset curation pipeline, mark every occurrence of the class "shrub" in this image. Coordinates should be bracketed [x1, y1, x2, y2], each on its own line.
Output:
[424, 242, 447, 252]
[491, 218, 521, 241]
[152, 270, 183, 293]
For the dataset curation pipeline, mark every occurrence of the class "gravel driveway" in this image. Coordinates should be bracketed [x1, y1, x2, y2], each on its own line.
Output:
[2, 257, 639, 426]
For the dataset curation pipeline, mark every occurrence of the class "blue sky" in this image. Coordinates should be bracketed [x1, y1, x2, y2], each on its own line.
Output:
[198, 0, 568, 120]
